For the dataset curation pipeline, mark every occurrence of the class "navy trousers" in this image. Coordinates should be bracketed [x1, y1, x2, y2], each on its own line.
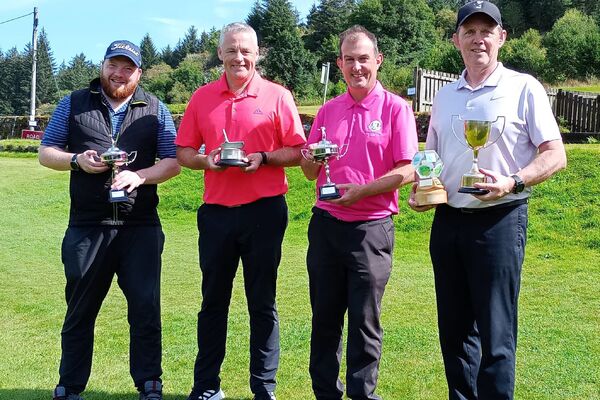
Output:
[307, 207, 394, 400]
[192, 195, 287, 395]
[58, 225, 164, 394]
[430, 202, 528, 400]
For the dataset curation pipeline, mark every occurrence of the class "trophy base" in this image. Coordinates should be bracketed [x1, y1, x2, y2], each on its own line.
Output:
[415, 188, 447, 206]
[217, 159, 250, 167]
[109, 189, 128, 203]
[458, 187, 490, 195]
[318, 184, 341, 201]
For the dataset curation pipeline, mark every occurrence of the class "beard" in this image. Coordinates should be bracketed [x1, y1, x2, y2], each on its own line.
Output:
[100, 74, 138, 100]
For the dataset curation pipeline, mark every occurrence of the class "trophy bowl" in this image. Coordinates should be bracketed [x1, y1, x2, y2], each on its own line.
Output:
[101, 146, 132, 167]
[217, 141, 249, 167]
[307, 140, 339, 162]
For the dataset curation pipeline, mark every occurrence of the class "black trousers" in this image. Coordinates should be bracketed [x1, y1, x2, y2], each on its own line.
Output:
[58, 225, 164, 394]
[430, 203, 528, 400]
[192, 195, 288, 395]
[307, 207, 394, 400]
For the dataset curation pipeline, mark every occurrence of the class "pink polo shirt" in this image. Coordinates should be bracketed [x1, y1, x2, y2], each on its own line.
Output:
[308, 82, 418, 221]
[176, 73, 306, 206]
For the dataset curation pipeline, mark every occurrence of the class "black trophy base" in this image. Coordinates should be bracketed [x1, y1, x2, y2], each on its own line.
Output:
[217, 159, 250, 167]
[458, 187, 490, 195]
[109, 189, 128, 203]
[318, 184, 341, 201]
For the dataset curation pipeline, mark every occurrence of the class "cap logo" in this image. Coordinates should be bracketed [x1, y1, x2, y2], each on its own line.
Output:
[476, 1, 483, 8]
[110, 43, 140, 57]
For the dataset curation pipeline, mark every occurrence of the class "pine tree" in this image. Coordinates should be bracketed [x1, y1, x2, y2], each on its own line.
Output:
[57, 53, 99, 93]
[140, 33, 160, 69]
[35, 28, 59, 107]
[172, 26, 202, 66]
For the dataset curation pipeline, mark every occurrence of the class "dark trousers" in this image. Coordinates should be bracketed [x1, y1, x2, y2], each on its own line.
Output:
[193, 195, 288, 395]
[307, 208, 394, 400]
[58, 226, 164, 394]
[430, 203, 528, 400]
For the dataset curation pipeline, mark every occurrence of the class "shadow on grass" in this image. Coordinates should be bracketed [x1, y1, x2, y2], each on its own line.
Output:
[0, 389, 252, 400]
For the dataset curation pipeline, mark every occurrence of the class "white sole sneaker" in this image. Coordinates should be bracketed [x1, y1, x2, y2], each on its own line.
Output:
[194, 389, 225, 400]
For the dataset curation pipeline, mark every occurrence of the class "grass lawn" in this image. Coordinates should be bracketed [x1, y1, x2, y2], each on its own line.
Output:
[297, 105, 321, 117]
[0, 145, 598, 399]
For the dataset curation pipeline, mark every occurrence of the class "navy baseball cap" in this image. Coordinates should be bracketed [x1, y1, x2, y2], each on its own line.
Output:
[104, 40, 142, 67]
[456, 1, 502, 30]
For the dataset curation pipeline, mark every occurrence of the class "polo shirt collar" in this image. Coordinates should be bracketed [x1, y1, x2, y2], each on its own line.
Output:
[342, 81, 384, 110]
[456, 62, 504, 91]
[218, 71, 263, 97]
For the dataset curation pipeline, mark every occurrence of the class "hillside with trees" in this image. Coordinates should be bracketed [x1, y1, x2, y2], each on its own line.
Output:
[1, 0, 599, 116]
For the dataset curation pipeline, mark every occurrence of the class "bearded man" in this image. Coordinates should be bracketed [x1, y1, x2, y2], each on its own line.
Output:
[39, 40, 180, 400]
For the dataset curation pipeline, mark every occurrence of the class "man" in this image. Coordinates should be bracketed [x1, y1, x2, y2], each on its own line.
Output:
[409, 2, 567, 399]
[175, 22, 306, 400]
[39, 40, 180, 400]
[300, 25, 418, 400]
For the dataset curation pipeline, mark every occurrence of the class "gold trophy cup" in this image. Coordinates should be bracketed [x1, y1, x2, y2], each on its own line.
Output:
[451, 116, 505, 194]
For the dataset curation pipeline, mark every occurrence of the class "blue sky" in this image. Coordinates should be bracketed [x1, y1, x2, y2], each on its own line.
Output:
[0, 0, 315, 66]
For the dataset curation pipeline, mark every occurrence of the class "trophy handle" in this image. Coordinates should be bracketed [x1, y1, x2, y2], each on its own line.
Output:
[450, 115, 469, 149]
[484, 116, 506, 148]
[125, 151, 138, 165]
[301, 148, 312, 161]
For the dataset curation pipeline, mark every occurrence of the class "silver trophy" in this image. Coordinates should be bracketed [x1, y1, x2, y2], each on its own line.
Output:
[216, 129, 249, 167]
[451, 115, 505, 194]
[100, 145, 137, 203]
[302, 127, 341, 200]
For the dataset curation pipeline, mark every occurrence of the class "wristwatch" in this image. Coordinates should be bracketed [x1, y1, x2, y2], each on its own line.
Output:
[511, 174, 525, 194]
[70, 154, 80, 171]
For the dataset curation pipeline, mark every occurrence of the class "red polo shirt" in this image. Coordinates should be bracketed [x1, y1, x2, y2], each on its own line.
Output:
[176, 73, 306, 206]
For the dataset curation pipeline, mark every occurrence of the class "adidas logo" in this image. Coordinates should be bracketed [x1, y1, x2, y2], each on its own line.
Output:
[253, 108, 263, 115]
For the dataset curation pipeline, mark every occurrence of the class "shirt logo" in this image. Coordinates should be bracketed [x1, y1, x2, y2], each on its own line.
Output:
[253, 108, 263, 115]
[368, 120, 382, 132]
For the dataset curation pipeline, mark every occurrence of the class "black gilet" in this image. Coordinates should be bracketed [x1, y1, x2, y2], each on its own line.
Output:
[67, 78, 160, 226]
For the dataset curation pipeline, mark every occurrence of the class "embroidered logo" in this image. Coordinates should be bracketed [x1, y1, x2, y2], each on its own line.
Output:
[475, 1, 483, 9]
[368, 120, 382, 132]
[253, 108, 263, 115]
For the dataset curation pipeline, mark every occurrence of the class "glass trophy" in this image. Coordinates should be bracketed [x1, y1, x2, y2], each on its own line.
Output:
[451, 115, 505, 194]
[100, 145, 137, 203]
[411, 150, 447, 206]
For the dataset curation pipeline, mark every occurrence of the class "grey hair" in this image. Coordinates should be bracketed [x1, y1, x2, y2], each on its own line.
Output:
[219, 22, 258, 48]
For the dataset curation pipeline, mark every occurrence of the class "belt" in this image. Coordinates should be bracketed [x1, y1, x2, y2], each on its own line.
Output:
[449, 198, 528, 214]
[312, 207, 339, 220]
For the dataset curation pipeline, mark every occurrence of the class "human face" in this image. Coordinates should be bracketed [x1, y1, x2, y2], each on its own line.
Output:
[218, 30, 259, 88]
[453, 14, 506, 71]
[100, 56, 141, 100]
[337, 33, 383, 101]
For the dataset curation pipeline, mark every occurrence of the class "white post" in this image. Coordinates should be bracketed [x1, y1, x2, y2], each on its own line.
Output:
[28, 7, 38, 130]
[320, 62, 330, 105]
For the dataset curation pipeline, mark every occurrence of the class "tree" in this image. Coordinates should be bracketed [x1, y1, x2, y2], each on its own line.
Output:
[141, 62, 174, 103]
[172, 26, 202, 67]
[0, 47, 30, 114]
[500, 29, 548, 78]
[247, 0, 267, 44]
[56, 53, 99, 93]
[140, 33, 160, 69]
[304, 0, 356, 57]
[543, 8, 600, 81]
[35, 29, 59, 107]
[199, 28, 221, 68]
[160, 45, 177, 68]
[349, 0, 438, 66]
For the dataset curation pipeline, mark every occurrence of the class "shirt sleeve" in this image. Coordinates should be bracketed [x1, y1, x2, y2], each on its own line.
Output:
[41, 95, 71, 148]
[524, 77, 561, 147]
[157, 101, 177, 159]
[276, 89, 307, 147]
[174, 91, 203, 150]
[392, 100, 419, 162]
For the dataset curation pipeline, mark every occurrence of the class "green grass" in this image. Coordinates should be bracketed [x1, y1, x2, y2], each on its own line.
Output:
[0, 145, 598, 399]
[297, 105, 320, 117]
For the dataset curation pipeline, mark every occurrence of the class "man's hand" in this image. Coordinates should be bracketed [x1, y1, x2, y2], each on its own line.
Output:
[78, 150, 110, 174]
[241, 152, 263, 173]
[206, 147, 227, 171]
[326, 183, 363, 206]
[112, 170, 146, 193]
[473, 168, 514, 201]
[407, 183, 436, 212]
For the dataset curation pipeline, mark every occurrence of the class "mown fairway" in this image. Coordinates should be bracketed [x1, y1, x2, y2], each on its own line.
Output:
[0, 145, 598, 400]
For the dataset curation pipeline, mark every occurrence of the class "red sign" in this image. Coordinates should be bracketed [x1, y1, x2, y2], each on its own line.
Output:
[21, 130, 44, 140]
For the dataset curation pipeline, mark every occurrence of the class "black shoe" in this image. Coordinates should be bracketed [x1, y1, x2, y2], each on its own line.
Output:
[139, 380, 162, 400]
[253, 392, 276, 400]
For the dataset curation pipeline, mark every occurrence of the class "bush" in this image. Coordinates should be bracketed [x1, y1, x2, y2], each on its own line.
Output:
[500, 29, 548, 78]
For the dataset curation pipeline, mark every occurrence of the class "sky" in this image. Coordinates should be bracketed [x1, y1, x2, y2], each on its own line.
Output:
[0, 0, 316, 66]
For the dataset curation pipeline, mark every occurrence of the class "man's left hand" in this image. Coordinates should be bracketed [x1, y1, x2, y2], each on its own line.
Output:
[112, 170, 146, 193]
[241, 152, 263, 173]
[327, 183, 363, 206]
[473, 168, 514, 201]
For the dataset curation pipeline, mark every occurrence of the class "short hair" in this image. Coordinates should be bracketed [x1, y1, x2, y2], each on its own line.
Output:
[219, 22, 258, 48]
[338, 25, 379, 57]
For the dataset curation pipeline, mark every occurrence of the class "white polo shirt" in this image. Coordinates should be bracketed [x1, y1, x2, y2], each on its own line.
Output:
[426, 63, 562, 208]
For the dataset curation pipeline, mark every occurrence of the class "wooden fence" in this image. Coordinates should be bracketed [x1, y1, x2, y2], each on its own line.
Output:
[413, 68, 600, 134]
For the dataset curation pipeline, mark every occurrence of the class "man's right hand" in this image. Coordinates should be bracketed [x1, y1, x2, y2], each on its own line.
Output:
[407, 183, 436, 212]
[78, 150, 110, 174]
